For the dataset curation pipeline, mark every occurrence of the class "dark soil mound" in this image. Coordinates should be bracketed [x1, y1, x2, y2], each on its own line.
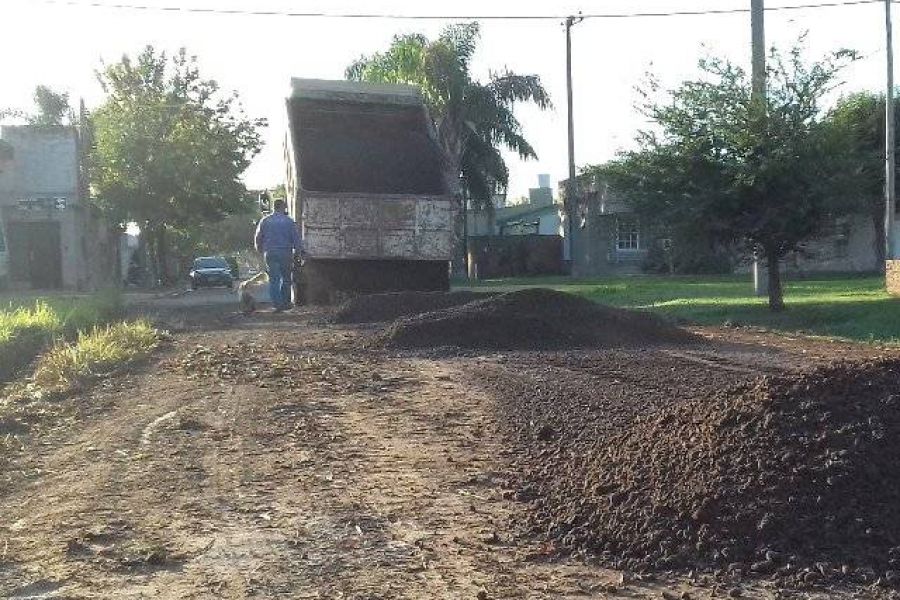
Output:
[332, 291, 494, 324]
[376, 288, 696, 350]
[514, 357, 900, 585]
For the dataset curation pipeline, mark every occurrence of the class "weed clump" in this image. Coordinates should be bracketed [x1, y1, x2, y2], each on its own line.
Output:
[33, 320, 160, 393]
[0, 291, 124, 382]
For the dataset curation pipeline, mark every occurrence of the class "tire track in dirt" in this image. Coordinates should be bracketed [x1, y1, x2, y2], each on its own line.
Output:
[1, 325, 520, 598]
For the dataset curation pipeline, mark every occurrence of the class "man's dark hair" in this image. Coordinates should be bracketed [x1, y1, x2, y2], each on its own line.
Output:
[273, 198, 287, 212]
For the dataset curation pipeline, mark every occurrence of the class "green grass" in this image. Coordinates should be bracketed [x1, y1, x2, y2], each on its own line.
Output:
[32, 320, 160, 394]
[458, 274, 900, 344]
[0, 290, 125, 382]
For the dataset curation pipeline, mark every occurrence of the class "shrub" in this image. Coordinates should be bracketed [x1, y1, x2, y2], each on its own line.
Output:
[642, 237, 734, 275]
[32, 320, 160, 393]
[58, 288, 124, 335]
[0, 302, 62, 381]
[0, 290, 125, 383]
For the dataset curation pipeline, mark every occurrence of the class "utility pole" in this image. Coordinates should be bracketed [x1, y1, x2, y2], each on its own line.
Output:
[751, 0, 768, 296]
[565, 14, 583, 272]
[886, 0, 896, 267]
[751, 0, 766, 102]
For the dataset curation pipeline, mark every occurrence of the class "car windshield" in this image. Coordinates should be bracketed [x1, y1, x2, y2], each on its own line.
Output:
[194, 257, 228, 270]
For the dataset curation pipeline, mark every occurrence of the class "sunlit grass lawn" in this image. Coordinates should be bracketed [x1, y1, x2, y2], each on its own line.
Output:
[458, 274, 900, 344]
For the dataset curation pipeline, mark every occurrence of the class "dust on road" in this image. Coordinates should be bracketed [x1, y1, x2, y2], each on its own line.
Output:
[0, 290, 895, 599]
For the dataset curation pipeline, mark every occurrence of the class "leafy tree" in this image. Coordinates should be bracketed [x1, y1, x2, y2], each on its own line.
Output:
[92, 46, 265, 284]
[169, 200, 262, 276]
[578, 167, 737, 276]
[268, 184, 287, 202]
[598, 46, 858, 311]
[189, 192, 261, 254]
[825, 92, 898, 265]
[1, 85, 72, 126]
[347, 23, 551, 268]
[0, 107, 26, 123]
[30, 86, 72, 126]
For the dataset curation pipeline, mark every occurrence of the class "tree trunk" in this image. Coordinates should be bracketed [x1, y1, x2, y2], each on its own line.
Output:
[440, 151, 466, 279]
[143, 222, 159, 287]
[435, 117, 468, 279]
[766, 250, 785, 312]
[155, 225, 171, 287]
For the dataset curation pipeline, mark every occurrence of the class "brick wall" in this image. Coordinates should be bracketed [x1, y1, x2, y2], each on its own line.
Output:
[887, 260, 900, 296]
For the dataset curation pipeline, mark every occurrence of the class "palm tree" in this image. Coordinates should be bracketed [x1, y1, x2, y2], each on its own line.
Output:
[346, 22, 551, 218]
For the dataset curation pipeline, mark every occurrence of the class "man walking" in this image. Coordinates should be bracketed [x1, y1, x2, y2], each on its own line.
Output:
[254, 199, 303, 312]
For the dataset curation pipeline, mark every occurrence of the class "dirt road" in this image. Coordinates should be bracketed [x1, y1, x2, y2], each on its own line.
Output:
[0, 291, 890, 599]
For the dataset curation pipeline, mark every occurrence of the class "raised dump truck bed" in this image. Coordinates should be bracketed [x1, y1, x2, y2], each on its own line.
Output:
[284, 79, 453, 302]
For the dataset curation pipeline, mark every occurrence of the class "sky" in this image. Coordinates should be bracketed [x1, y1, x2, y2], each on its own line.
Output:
[0, 0, 889, 200]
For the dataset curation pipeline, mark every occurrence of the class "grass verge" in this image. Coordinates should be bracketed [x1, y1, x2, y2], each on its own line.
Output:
[459, 274, 900, 344]
[0, 289, 124, 382]
[32, 320, 161, 395]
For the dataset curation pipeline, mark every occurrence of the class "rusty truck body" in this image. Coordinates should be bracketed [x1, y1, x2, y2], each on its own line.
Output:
[284, 78, 454, 302]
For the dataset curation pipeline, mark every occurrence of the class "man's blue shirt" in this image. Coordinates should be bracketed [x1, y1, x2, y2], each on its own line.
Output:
[255, 211, 302, 253]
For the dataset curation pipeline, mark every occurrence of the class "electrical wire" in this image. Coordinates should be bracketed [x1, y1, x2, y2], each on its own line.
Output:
[16, 0, 891, 20]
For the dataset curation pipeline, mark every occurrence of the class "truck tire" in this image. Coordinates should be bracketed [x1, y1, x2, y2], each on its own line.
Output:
[300, 261, 335, 305]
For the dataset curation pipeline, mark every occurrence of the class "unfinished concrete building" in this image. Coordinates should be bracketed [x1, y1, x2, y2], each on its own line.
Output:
[0, 125, 119, 290]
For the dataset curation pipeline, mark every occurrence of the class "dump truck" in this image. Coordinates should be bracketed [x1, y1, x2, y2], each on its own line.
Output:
[284, 78, 454, 303]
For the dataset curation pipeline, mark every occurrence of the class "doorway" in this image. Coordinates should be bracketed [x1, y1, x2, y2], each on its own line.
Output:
[8, 221, 63, 289]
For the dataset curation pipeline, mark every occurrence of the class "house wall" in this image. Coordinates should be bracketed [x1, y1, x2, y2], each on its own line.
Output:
[1, 126, 81, 289]
[467, 210, 494, 236]
[0, 126, 117, 290]
[468, 203, 562, 238]
[528, 186, 553, 207]
[784, 214, 879, 274]
[733, 215, 880, 276]
[564, 181, 652, 276]
[537, 210, 561, 236]
[567, 177, 880, 277]
[0, 150, 13, 194]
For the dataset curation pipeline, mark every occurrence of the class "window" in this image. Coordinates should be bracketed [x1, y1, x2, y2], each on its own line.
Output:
[616, 216, 640, 251]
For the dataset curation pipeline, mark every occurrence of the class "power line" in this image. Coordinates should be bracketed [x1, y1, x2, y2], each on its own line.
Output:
[18, 0, 890, 21]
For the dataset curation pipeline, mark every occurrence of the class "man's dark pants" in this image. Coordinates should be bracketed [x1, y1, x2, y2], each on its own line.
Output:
[265, 249, 293, 309]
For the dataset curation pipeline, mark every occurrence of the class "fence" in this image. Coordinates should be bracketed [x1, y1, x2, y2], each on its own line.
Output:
[467, 235, 564, 279]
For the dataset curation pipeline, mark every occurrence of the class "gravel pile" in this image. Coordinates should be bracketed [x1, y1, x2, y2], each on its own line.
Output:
[503, 357, 900, 586]
[376, 288, 695, 350]
[332, 291, 493, 324]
